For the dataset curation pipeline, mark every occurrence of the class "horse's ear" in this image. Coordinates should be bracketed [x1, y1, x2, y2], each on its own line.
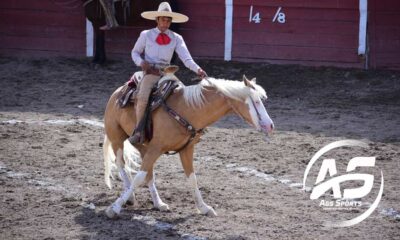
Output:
[243, 75, 250, 86]
[243, 75, 255, 89]
[251, 78, 256, 84]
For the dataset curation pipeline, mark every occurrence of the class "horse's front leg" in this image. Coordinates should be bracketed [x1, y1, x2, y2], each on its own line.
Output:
[132, 145, 168, 210]
[179, 145, 217, 217]
[148, 172, 170, 211]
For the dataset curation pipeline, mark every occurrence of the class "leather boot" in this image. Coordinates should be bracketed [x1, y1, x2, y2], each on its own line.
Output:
[128, 100, 148, 144]
[128, 74, 160, 144]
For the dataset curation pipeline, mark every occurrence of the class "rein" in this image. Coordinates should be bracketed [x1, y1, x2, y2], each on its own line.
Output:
[160, 100, 204, 155]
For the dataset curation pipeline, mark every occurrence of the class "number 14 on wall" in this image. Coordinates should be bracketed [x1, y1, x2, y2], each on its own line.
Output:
[249, 6, 286, 24]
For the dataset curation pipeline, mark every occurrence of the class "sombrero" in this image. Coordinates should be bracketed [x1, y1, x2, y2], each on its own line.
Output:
[141, 2, 189, 23]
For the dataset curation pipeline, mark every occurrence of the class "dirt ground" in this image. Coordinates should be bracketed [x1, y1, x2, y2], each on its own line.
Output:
[0, 56, 399, 240]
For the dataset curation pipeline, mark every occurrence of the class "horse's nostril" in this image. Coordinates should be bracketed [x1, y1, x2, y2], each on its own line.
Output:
[271, 123, 274, 130]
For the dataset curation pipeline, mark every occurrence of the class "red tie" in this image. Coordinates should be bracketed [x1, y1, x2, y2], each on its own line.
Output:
[156, 33, 171, 45]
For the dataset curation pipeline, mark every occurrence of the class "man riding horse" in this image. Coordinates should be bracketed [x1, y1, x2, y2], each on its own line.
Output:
[129, 2, 207, 144]
[102, 2, 274, 219]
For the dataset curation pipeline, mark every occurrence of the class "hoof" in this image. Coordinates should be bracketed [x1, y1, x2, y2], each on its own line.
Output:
[126, 195, 138, 207]
[156, 202, 170, 212]
[105, 205, 119, 219]
[198, 205, 217, 217]
[206, 207, 217, 217]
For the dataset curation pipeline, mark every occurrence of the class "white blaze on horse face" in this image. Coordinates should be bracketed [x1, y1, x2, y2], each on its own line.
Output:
[245, 95, 274, 134]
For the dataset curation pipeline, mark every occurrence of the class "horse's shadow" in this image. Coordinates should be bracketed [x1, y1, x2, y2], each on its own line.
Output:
[74, 194, 192, 239]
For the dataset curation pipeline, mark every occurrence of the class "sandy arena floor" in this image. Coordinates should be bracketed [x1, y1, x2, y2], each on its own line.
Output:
[0, 57, 399, 239]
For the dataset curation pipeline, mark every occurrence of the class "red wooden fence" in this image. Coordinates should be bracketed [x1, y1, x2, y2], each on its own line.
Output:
[369, 0, 400, 69]
[0, 0, 399, 69]
[231, 0, 363, 67]
[0, 0, 85, 57]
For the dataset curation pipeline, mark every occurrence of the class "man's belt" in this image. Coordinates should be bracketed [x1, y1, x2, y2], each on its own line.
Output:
[145, 63, 171, 76]
[145, 67, 161, 76]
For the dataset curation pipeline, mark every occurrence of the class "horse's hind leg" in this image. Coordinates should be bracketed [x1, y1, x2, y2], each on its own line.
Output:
[106, 145, 163, 218]
[179, 145, 217, 217]
[105, 141, 135, 218]
[114, 148, 130, 189]
[105, 132, 133, 193]
[115, 147, 138, 206]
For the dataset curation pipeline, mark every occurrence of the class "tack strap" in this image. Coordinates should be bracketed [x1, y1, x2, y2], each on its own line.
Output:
[250, 99, 262, 122]
[160, 101, 204, 155]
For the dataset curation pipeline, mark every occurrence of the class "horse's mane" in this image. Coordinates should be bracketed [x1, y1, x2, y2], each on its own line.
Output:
[182, 77, 267, 108]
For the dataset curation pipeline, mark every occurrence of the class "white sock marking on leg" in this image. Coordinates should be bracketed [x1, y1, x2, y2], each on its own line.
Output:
[188, 173, 210, 214]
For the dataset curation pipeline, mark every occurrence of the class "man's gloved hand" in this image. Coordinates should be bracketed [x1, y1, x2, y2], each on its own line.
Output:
[197, 68, 207, 79]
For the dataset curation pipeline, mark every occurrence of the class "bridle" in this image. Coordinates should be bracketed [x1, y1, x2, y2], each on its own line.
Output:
[228, 95, 262, 129]
[249, 98, 263, 123]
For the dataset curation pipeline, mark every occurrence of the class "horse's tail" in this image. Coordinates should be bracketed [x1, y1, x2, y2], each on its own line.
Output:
[103, 134, 142, 189]
[103, 134, 114, 189]
[122, 141, 142, 176]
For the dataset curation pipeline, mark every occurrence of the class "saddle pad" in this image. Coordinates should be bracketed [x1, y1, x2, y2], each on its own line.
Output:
[117, 71, 143, 108]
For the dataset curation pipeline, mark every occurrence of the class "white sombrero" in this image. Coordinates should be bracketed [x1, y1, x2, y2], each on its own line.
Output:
[141, 2, 189, 23]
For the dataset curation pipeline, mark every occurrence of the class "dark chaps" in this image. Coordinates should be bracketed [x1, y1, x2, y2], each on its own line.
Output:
[117, 78, 180, 142]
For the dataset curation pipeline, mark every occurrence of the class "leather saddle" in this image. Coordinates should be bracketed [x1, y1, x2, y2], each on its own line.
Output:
[117, 66, 182, 143]
[117, 65, 180, 108]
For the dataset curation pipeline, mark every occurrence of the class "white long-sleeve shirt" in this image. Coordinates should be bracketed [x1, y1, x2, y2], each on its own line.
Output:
[131, 28, 200, 73]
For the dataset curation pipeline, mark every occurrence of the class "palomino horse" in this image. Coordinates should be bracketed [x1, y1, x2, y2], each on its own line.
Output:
[103, 75, 274, 218]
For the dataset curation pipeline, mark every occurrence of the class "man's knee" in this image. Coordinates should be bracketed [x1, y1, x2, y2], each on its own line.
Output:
[136, 77, 159, 99]
[142, 74, 160, 85]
